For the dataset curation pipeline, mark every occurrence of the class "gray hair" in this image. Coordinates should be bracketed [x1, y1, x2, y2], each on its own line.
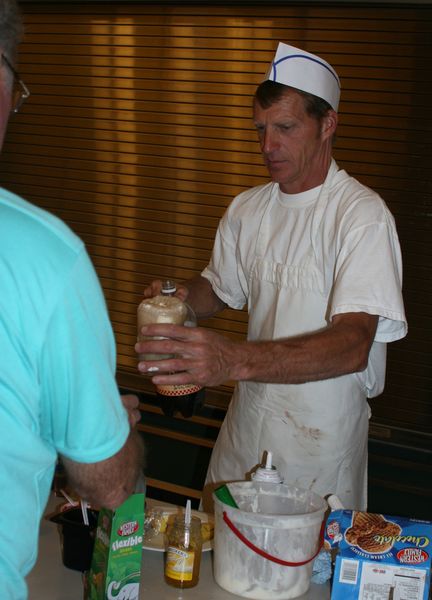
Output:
[0, 0, 23, 63]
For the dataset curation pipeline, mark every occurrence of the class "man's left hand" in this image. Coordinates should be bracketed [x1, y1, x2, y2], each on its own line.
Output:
[135, 324, 238, 388]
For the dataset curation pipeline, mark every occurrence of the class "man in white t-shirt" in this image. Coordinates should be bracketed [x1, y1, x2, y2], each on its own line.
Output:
[136, 42, 407, 511]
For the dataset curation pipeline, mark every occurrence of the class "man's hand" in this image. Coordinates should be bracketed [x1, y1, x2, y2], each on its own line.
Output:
[121, 394, 141, 428]
[141, 276, 225, 318]
[135, 324, 238, 388]
[143, 279, 189, 303]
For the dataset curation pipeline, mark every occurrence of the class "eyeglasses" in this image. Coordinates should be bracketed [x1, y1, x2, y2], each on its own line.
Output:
[1, 54, 30, 113]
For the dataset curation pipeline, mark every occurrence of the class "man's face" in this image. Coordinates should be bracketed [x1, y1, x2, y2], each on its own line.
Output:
[253, 89, 336, 194]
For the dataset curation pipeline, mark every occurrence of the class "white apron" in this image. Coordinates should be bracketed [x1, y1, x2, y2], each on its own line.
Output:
[203, 162, 369, 512]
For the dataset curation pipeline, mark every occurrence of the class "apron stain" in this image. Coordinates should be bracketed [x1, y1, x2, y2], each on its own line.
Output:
[284, 411, 322, 442]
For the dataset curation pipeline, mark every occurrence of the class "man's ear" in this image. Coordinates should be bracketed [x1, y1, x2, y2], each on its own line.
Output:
[321, 110, 338, 139]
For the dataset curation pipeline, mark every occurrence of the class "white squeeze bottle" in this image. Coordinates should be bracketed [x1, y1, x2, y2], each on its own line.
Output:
[252, 451, 284, 484]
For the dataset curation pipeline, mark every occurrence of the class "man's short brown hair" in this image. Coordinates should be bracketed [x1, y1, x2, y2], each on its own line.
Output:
[254, 80, 333, 121]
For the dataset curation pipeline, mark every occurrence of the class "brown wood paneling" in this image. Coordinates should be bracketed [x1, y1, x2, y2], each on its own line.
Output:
[1, 2, 431, 440]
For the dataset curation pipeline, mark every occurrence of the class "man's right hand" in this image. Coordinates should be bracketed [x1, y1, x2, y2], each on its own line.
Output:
[142, 275, 225, 321]
[143, 279, 189, 302]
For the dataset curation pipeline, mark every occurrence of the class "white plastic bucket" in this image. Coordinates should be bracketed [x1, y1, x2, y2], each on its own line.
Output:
[213, 481, 327, 600]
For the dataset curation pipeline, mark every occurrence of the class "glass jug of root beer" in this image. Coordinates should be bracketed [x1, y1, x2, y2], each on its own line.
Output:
[137, 280, 204, 418]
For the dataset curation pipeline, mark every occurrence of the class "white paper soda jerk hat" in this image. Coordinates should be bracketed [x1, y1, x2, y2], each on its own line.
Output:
[265, 42, 341, 111]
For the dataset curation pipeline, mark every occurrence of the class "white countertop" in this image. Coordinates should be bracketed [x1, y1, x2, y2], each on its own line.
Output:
[27, 495, 330, 600]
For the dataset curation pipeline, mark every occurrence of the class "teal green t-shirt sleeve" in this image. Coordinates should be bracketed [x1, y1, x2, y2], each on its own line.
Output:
[40, 247, 129, 463]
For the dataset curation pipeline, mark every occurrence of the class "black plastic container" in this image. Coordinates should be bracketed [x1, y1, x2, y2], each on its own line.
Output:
[50, 507, 99, 572]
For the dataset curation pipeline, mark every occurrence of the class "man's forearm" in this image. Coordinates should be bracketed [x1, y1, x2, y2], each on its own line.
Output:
[230, 313, 378, 384]
[62, 430, 145, 510]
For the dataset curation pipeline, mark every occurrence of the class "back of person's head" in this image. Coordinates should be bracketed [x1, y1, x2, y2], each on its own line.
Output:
[0, 0, 22, 62]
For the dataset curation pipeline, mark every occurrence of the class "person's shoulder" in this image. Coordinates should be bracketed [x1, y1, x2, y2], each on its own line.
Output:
[0, 187, 83, 254]
[332, 167, 391, 220]
[228, 181, 274, 216]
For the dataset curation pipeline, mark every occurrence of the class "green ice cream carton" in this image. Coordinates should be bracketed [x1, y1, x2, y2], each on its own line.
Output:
[85, 493, 145, 600]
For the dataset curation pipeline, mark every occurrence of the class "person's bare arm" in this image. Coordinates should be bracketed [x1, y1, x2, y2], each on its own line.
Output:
[62, 431, 144, 510]
[228, 312, 379, 384]
[143, 275, 227, 320]
[61, 394, 144, 510]
[136, 312, 378, 388]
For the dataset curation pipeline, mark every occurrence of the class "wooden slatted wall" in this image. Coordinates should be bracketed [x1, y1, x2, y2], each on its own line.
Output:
[1, 3, 431, 444]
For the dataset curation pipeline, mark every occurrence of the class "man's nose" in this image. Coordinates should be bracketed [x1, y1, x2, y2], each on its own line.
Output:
[261, 130, 277, 154]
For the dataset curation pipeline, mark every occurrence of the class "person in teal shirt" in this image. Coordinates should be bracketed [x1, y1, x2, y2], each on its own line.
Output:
[0, 2, 144, 598]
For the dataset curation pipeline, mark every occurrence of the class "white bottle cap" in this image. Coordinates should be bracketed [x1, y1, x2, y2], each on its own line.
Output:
[162, 280, 177, 295]
[327, 494, 344, 511]
[252, 451, 284, 483]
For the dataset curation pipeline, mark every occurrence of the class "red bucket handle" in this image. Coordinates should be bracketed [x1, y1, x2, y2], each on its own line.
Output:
[222, 510, 325, 567]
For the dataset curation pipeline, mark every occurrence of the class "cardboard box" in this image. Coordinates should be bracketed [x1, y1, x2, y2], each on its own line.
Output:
[325, 509, 432, 600]
[85, 493, 145, 600]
